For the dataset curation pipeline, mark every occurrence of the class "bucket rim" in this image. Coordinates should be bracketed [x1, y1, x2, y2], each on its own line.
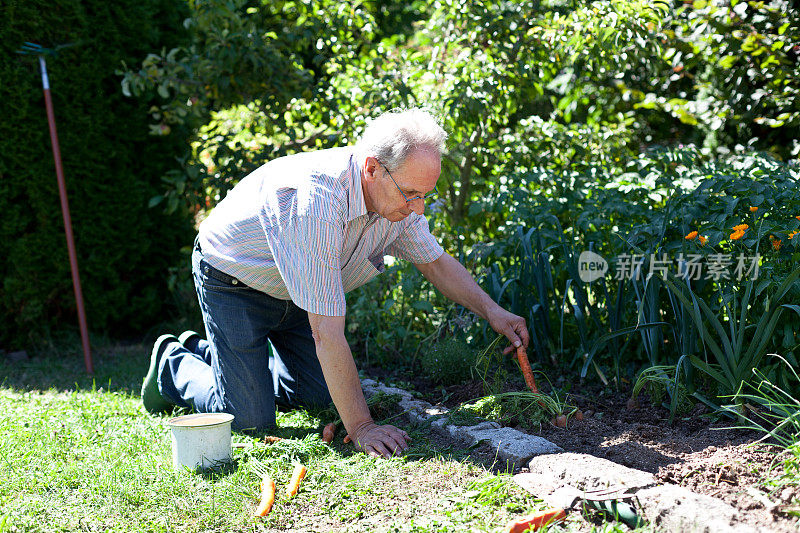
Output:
[167, 412, 234, 428]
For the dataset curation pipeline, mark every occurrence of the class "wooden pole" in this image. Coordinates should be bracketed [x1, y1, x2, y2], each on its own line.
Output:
[39, 56, 93, 374]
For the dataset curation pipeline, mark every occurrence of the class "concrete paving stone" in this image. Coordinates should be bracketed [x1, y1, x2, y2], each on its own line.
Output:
[527, 451, 656, 489]
[397, 397, 436, 424]
[464, 425, 563, 465]
[363, 381, 414, 400]
[636, 483, 755, 533]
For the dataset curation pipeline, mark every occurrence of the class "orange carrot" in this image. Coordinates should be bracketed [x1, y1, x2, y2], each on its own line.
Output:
[322, 422, 336, 443]
[555, 415, 567, 428]
[343, 434, 352, 444]
[254, 473, 276, 517]
[516, 345, 539, 394]
[286, 463, 307, 498]
[505, 508, 567, 532]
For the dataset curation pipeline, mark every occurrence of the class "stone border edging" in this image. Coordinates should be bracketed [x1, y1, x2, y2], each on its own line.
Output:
[362, 378, 757, 533]
[523, 452, 755, 533]
[361, 378, 562, 465]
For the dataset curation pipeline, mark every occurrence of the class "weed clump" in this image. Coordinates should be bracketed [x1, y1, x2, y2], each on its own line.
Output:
[420, 337, 478, 386]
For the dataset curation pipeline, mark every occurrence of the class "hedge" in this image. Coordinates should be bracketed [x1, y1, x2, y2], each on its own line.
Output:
[0, 0, 194, 350]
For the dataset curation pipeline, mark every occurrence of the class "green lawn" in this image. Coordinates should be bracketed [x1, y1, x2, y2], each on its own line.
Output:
[0, 344, 653, 532]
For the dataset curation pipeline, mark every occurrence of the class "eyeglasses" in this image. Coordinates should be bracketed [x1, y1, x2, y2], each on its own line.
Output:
[376, 159, 438, 203]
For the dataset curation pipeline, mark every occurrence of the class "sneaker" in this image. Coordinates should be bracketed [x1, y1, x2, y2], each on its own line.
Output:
[141, 334, 179, 414]
[178, 330, 202, 352]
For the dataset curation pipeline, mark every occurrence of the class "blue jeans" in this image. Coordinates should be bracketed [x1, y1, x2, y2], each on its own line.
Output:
[157, 240, 332, 432]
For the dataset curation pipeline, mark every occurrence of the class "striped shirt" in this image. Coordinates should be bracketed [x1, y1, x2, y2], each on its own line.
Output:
[198, 147, 444, 316]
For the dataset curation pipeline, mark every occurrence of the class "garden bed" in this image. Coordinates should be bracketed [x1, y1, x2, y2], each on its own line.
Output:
[380, 369, 800, 532]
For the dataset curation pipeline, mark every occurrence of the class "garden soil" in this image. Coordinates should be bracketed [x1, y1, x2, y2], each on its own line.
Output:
[399, 374, 800, 532]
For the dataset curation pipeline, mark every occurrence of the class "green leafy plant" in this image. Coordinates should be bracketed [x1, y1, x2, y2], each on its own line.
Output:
[631, 362, 695, 422]
[446, 392, 570, 430]
[661, 265, 800, 410]
[723, 355, 800, 448]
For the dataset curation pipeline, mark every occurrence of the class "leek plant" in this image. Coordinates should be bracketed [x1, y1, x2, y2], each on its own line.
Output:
[660, 265, 800, 411]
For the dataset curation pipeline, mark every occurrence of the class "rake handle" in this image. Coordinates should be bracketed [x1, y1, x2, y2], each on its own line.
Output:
[39, 56, 93, 374]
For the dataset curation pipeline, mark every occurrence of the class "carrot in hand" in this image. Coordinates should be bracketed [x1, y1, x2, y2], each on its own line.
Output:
[254, 473, 276, 517]
[285, 463, 307, 498]
[322, 422, 336, 443]
[516, 345, 539, 394]
[505, 508, 567, 532]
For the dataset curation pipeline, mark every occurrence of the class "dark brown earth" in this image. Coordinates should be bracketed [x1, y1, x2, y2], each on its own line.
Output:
[535, 391, 800, 531]
[385, 370, 800, 532]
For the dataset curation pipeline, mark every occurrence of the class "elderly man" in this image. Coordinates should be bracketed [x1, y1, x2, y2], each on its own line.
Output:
[142, 108, 528, 458]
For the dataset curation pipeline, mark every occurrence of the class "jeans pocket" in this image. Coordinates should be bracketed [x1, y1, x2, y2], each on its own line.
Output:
[198, 260, 247, 291]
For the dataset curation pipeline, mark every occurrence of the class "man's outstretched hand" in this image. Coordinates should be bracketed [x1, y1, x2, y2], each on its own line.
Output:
[351, 421, 411, 459]
[487, 306, 530, 355]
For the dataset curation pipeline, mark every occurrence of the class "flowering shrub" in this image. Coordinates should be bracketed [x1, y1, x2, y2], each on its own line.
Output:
[350, 147, 799, 411]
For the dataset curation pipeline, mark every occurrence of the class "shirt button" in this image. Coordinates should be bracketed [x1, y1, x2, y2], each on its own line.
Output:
[232, 279, 238, 285]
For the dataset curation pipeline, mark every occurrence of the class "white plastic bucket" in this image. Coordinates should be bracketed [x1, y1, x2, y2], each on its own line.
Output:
[167, 413, 235, 472]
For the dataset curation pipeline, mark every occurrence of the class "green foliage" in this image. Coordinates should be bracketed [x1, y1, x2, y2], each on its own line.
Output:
[347, 260, 452, 369]
[631, 364, 696, 421]
[635, 0, 800, 158]
[724, 356, 800, 447]
[420, 335, 478, 386]
[120, 0, 422, 215]
[0, 0, 194, 349]
[661, 264, 800, 404]
[113, 0, 800, 425]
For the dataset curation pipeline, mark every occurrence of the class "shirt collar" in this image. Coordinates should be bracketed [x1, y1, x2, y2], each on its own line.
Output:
[346, 152, 368, 222]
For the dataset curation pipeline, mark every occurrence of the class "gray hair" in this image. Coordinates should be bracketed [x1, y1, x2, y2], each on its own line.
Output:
[357, 108, 448, 170]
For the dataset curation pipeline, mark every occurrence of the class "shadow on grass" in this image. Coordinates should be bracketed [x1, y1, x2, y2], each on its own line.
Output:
[1, 345, 517, 473]
[1, 342, 149, 395]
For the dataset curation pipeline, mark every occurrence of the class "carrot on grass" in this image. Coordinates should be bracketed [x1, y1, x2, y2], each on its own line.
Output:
[516, 345, 539, 394]
[322, 422, 336, 443]
[285, 463, 307, 498]
[505, 508, 567, 532]
[254, 473, 276, 517]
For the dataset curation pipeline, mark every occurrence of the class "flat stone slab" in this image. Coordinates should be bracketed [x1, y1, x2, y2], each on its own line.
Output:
[361, 378, 562, 466]
[522, 452, 757, 533]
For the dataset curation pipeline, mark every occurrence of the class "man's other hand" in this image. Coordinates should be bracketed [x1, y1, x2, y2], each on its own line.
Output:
[351, 421, 411, 459]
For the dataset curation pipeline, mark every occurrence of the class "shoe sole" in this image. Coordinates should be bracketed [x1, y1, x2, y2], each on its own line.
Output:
[178, 330, 201, 347]
[141, 334, 179, 414]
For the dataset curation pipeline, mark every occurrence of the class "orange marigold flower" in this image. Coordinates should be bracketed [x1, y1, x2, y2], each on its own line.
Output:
[796, 216, 800, 221]
[749, 206, 758, 212]
[772, 238, 782, 251]
[733, 224, 749, 231]
[698, 235, 707, 245]
[730, 230, 745, 241]
[789, 230, 799, 240]
[685, 231, 698, 240]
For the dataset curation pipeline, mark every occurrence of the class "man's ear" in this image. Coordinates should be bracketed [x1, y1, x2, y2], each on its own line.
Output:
[363, 156, 380, 182]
